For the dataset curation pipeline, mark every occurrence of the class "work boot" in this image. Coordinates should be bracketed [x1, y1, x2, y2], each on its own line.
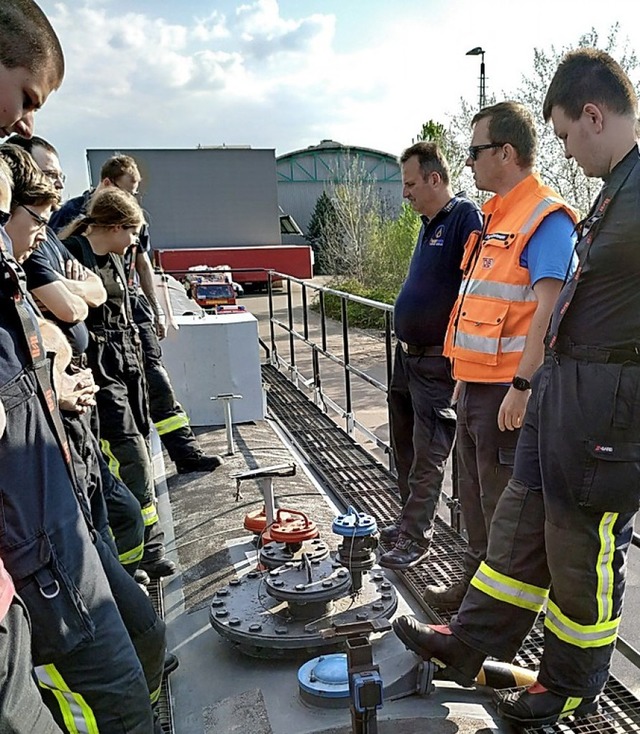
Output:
[140, 557, 177, 579]
[163, 652, 179, 677]
[497, 682, 599, 726]
[134, 568, 150, 586]
[175, 453, 223, 474]
[379, 523, 400, 546]
[422, 579, 468, 611]
[378, 534, 429, 570]
[393, 618, 485, 687]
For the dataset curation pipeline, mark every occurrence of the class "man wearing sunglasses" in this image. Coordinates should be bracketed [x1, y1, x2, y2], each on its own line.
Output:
[422, 101, 576, 611]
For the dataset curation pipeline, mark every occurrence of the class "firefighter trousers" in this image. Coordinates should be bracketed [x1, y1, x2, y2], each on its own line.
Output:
[63, 409, 145, 575]
[451, 356, 639, 698]
[388, 347, 456, 544]
[0, 368, 155, 733]
[135, 311, 201, 464]
[90, 331, 165, 562]
[0, 598, 63, 734]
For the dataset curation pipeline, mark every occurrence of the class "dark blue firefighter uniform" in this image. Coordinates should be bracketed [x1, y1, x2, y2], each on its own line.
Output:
[63, 234, 165, 564]
[451, 145, 640, 699]
[388, 196, 482, 544]
[0, 252, 156, 731]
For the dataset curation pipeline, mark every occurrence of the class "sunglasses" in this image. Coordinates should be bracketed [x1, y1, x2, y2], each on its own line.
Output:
[468, 143, 503, 160]
[20, 204, 49, 229]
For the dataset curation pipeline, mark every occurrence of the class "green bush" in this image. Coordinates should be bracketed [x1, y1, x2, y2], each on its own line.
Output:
[320, 278, 396, 331]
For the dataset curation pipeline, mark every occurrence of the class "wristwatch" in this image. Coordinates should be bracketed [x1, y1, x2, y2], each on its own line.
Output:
[512, 375, 532, 392]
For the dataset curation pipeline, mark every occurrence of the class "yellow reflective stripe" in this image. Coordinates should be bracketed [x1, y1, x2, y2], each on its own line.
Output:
[119, 541, 145, 565]
[460, 278, 536, 303]
[100, 439, 121, 480]
[470, 561, 548, 612]
[108, 526, 115, 541]
[150, 683, 162, 705]
[544, 600, 620, 648]
[562, 697, 583, 716]
[141, 503, 158, 527]
[596, 512, 617, 623]
[154, 413, 189, 436]
[36, 664, 99, 734]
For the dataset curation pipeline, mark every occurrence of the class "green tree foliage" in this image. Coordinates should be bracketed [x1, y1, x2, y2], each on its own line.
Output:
[306, 191, 341, 274]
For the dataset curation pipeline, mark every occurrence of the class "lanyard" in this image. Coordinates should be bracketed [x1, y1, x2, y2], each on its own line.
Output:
[547, 150, 638, 348]
[0, 252, 74, 477]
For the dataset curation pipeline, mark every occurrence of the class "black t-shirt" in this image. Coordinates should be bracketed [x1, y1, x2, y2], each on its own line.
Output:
[555, 146, 640, 349]
[393, 196, 482, 346]
[63, 234, 132, 334]
[22, 228, 90, 354]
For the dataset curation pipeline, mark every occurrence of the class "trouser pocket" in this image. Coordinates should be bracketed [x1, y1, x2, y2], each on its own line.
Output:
[579, 440, 640, 513]
[10, 535, 96, 664]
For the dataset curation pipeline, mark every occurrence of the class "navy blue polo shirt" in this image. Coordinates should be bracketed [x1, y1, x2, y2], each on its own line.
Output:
[394, 196, 482, 346]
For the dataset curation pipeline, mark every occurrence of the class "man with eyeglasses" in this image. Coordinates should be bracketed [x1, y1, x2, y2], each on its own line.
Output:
[422, 101, 576, 612]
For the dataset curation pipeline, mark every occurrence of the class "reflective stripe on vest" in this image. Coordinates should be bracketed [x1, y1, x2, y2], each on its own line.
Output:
[470, 561, 548, 612]
[452, 332, 527, 357]
[544, 512, 620, 649]
[36, 663, 100, 734]
[459, 278, 537, 303]
[444, 174, 577, 382]
[154, 413, 189, 436]
[141, 502, 158, 527]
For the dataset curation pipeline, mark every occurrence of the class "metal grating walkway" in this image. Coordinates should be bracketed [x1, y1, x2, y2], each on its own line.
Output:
[263, 363, 640, 734]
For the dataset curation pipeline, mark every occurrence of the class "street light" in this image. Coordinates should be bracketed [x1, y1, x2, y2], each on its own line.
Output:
[466, 46, 486, 109]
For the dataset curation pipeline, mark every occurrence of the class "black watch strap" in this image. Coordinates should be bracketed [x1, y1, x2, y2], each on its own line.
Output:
[512, 375, 531, 392]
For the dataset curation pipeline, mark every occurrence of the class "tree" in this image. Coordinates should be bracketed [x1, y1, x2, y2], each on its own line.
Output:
[306, 191, 341, 275]
[445, 24, 640, 215]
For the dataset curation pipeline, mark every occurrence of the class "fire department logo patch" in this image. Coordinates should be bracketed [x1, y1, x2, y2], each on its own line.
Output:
[482, 257, 494, 269]
[429, 225, 445, 247]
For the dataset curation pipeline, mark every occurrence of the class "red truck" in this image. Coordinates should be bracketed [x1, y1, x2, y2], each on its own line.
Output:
[154, 244, 312, 290]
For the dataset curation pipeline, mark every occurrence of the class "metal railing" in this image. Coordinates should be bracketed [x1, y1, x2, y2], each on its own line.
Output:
[266, 271, 394, 461]
[262, 271, 640, 685]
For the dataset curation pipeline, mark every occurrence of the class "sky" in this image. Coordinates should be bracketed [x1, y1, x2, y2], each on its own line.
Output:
[33, 0, 640, 198]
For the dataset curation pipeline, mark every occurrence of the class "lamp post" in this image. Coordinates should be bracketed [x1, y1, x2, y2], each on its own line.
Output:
[466, 46, 486, 109]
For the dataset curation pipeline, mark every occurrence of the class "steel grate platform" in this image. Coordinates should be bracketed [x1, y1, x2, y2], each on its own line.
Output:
[148, 579, 175, 734]
[263, 363, 640, 734]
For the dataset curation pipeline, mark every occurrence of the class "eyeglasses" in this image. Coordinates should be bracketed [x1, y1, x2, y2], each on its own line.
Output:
[41, 169, 66, 184]
[0, 210, 10, 227]
[20, 204, 49, 229]
[468, 143, 503, 160]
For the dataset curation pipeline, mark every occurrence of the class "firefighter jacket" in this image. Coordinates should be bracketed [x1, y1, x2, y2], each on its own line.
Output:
[444, 173, 576, 383]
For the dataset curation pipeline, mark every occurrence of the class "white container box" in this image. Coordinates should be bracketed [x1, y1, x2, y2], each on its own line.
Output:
[159, 312, 264, 426]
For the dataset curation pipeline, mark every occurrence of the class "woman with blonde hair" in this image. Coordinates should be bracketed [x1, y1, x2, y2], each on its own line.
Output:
[62, 187, 173, 576]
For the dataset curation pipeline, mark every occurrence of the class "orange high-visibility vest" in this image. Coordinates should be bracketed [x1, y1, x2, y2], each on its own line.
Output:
[444, 173, 576, 383]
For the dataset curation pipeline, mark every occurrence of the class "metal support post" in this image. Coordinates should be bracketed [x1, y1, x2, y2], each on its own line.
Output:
[211, 393, 242, 455]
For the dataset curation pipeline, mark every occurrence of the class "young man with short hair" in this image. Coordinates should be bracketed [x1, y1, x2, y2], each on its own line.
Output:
[394, 49, 640, 727]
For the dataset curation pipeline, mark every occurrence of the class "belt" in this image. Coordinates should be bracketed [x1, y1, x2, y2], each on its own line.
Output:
[552, 338, 640, 364]
[399, 342, 443, 357]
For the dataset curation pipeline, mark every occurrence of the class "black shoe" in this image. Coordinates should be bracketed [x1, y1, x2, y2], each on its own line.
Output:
[140, 558, 177, 579]
[392, 617, 485, 687]
[134, 568, 150, 586]
[163, 652, 179, 677]
[422, 579, 468, 611]
[379, 523, 400, 545]
[378, 535, 429, 570]
[497, 683, 599, 726]
[176, 453, 223, 474]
